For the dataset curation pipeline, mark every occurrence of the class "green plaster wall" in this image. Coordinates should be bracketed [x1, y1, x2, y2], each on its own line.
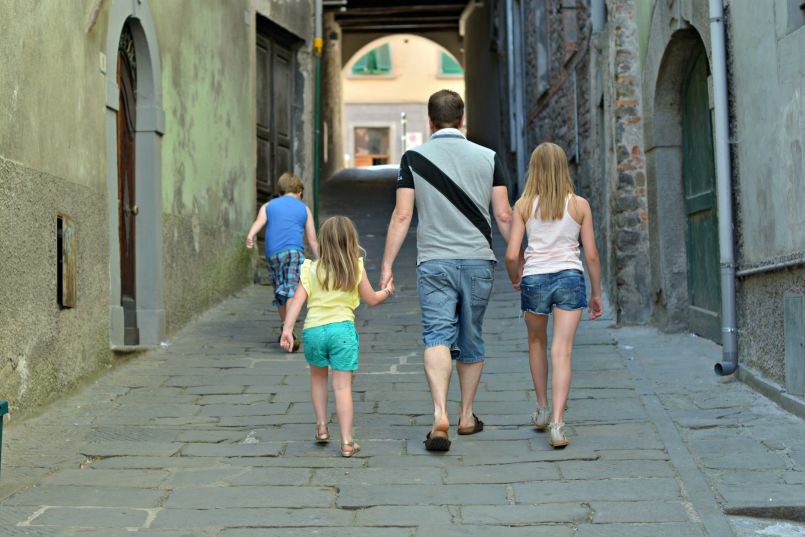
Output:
[149, 0, 255, 334]
[0, 0, 106, 189]
[152, 0, 254, 230]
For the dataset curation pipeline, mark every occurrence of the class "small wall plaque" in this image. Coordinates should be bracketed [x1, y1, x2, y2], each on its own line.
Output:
[57, 215, 76, 308]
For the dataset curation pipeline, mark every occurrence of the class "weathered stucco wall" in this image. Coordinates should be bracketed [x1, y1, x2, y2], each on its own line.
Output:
[150, 0, 255, 332]
[0, 1, 106, 188]
[0, 0, 315, 414]
[0, 0, 111, 414]
[730, 2, 805, 264]
[0, 158, 110, 413]
[729, 1, 805, 384]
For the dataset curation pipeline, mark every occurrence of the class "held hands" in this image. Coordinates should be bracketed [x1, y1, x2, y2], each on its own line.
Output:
[279, 328, 294, 352]
[379, 266, 394, 290]
[588, 295, 604, 320]
[382, 277, 396, 298]
[246, 236, 255, 249]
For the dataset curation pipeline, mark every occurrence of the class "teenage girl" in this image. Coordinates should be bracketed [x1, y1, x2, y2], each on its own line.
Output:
[505, 142, 603, 448]
[281, 216, 394, 457]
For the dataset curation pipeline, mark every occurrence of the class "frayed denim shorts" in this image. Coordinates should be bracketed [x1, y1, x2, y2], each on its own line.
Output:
[520, 269, 587, 316]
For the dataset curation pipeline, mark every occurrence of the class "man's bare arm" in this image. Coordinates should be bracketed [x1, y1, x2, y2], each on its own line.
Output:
[491, 185, 513, 242]
[380, 188, 415, 288]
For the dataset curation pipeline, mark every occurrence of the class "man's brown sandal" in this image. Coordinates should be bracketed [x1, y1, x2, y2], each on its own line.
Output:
[424, 430, 451, 452]
[457, 413, 484, 435]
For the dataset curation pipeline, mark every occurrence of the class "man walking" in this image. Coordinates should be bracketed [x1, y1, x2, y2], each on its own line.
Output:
[380, 90, 513, 451]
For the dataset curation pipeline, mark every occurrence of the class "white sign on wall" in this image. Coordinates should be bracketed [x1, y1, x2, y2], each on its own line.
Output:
[405, 132, 423, 150]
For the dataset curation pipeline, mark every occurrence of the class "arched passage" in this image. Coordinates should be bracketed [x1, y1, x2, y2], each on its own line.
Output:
[340, 34, 466, 169]
[105, 0, 165, 347]
[342, 30, 463, 69]
[644, 27, 721, 342]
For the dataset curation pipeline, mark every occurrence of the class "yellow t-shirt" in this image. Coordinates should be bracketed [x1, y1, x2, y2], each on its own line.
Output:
[299, 258, 363, 330]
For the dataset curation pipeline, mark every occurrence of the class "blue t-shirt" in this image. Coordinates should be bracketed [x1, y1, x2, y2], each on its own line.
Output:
[266, 195, 307, 256]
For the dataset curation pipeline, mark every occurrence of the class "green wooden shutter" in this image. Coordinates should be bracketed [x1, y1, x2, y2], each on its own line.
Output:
[351, 43, 392, 75]
[351, 53, 369, 74]
[375, 43, 392, 73]
[440, 52, 463, 75]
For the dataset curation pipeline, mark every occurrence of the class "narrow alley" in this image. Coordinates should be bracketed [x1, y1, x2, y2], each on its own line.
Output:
[1, 175, 803, 536]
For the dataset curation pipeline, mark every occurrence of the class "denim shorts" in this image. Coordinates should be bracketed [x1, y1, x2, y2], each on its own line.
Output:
[417, 259, 494, 363]
[520, 269, 587, 315]
[302, 321, 360, 371]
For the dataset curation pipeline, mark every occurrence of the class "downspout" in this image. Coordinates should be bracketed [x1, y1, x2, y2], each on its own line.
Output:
[313, 0, 323, 228]
[709, 0, 738, 375]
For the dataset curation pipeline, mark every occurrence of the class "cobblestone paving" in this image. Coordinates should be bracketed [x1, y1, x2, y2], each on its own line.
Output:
[1, 174, 804, 536]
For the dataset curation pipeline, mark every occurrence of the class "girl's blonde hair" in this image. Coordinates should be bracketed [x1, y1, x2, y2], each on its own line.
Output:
[515, 142, 575, 221]
[316, 216, 364, 292]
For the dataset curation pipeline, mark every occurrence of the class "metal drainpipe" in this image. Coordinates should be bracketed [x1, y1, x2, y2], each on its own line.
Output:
[313, 0, 323, 229]
[709, 0, 738, 376]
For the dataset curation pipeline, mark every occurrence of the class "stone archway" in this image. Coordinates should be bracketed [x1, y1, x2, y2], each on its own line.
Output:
[643, 2, 716, 335]
[105, 0, 165, 347]
[342, 30, 463, 69]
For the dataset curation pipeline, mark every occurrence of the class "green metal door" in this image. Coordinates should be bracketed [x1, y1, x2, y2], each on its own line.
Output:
[682, 51, 721, 343]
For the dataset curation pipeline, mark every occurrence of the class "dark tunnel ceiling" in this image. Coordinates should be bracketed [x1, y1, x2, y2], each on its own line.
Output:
[327, 1, 468, 33]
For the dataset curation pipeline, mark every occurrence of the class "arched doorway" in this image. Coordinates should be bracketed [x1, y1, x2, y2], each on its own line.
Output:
[681, 49, 721, 341]
[117, 23, 139, 344]
[644, 27, 721, 343]
[105, 0, 164, 347]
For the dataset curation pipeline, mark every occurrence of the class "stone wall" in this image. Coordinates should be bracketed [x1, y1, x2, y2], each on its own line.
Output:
[520, 0, 651, 323]
[605, 0, 651, 323]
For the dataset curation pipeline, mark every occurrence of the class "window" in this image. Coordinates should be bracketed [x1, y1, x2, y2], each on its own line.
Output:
[439, 52, 464, 76]
[354, 127, 390, 166]
[351, 43, 392, 75]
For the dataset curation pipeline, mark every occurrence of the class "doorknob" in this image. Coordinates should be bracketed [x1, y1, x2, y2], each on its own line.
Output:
[131, 205, 139, 216]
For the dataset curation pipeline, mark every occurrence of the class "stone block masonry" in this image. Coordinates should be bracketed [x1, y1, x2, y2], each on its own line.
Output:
[607, 0, 652, 323]
[1, 174, 803, 534]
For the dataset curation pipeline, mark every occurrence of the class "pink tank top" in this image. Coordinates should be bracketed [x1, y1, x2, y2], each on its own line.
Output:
[523, 195, 583, 276]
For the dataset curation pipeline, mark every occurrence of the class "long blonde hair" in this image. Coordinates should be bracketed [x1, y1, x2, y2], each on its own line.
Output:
[316, 216, 364, 292]
[516, 142, 575, 221]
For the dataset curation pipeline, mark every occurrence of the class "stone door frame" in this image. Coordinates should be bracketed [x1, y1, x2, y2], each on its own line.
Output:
[105, 0, 165, 347]
[643, 1, 715, 333]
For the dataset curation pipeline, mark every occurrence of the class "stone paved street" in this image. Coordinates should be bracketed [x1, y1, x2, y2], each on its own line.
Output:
[1, 175, 804, 536]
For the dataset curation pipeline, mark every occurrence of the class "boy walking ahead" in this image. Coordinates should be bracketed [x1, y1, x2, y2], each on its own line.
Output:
[247, 173, 319, 350]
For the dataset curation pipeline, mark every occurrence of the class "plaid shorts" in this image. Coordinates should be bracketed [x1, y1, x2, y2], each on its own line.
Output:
[267, 249, 304, 307]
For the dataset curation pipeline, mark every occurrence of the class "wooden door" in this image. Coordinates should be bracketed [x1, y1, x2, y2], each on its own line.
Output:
[682, 51, 721, 343]
[117, 25, 139, 345]
[255, 32, 295, 206]
[273, 44, 293, 184]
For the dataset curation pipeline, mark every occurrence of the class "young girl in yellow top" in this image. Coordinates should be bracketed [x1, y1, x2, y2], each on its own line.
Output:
[280, 216, 395, 457]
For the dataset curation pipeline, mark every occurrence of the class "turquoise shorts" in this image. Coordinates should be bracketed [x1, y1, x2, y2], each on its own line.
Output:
[302, 321, 360, 371]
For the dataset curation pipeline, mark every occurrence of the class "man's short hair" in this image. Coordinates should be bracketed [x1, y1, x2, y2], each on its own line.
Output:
[277, 172, 304, 195]
[428, 89, 464, 129]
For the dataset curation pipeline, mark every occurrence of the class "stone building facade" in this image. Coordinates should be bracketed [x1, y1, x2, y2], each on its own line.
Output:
[0, 0, 317, 414]
[518, 0, 805, 410]
[513, 0, 651, 323]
